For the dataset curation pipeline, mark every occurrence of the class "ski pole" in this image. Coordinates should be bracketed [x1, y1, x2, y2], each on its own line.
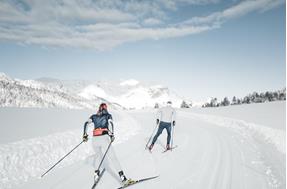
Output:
[41, 140, 84, 178]
[96, 140, 112, 170]
[170, 110, 176, 150]
[171, 125, 174, 150]
[145, 122, 159, 149]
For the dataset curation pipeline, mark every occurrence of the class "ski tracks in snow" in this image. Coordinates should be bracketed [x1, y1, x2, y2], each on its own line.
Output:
[126, 110, 285, 189]
[0, 111, 140, 189]
[1, 109, 284, 189]
[177, 111, 285, 189]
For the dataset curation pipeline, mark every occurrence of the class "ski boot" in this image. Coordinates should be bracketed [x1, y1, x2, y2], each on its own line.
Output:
[119, 170, 135, 186]
[166, 144, 171, 151]
[123, 179, 136, 187]
[119, 170, 127, 182]
[148, 144, 154, 151]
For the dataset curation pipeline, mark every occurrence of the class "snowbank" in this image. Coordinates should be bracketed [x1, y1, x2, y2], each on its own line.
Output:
[180, 111, 285, 154]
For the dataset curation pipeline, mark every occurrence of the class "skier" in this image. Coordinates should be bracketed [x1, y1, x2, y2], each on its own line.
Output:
[82, 103, 128, 185]
[149, 101, 176, 151]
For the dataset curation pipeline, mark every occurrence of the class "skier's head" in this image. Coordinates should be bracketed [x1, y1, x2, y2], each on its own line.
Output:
[98, 103, 108, 113]
[167, 101, 172, 107]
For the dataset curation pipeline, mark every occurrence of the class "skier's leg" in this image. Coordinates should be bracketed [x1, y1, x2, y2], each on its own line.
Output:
[92, 137, 101, 165]
[92, 137, 104, 176]
[102, 135, 124, 183]
[151, 123, 164, 145]
[93, 150, 103, 169]
[107, 146, 127, 183]
[166, 123, 172, 148]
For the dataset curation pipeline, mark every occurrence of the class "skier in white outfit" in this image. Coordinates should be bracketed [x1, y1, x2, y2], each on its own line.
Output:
[83, 103, 128, 184]
[149, 101, 176, 151]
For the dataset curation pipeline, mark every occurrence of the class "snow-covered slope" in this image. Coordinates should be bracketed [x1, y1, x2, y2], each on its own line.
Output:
[61, 79, 184, 109]
[120, 79, 139, 86]
[0, 73, 186, 109]
[0, 73, 111, 109]
[0, 102, 285, 189]
[111, 84, 183, 109]
[185, 101, 286, 130]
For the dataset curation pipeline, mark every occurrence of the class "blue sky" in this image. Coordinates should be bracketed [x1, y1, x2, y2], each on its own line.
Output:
[0, 0, 285, 102]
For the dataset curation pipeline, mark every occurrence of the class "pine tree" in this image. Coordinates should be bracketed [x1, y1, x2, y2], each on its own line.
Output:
[232, 96, 237, 105]
[181, 101, 190, 108]
[279, 89, 286, 100]
[221, 97, 230, 106]
[210, 98, 218, 107]
[154, 103, 159, 109]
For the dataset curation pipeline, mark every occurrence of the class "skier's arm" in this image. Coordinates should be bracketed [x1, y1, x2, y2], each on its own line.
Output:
[108, 119, 115, 142]
[83, 118, 92, 141]
[108, 119, 114, 134]
[107, 114, 115, 141]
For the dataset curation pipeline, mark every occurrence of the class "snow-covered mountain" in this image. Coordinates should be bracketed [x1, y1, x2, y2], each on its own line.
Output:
[0, 73, 117, 110]
[36, 75, 186, 109]
[77, 82, 184, 109]
[0, 73, 187, 109]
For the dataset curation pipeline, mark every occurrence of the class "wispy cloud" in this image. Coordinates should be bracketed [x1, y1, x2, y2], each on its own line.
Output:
[143, 18, 163, 26]
[182, 0, 285, 25]
[0, 0, 284, 50]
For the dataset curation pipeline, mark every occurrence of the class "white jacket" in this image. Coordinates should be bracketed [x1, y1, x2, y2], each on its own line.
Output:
[157, 106, 176, 123]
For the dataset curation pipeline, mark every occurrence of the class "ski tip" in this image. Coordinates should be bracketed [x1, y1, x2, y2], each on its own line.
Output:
[141, 175, 160, 180]
[162, 145, 178, 153]
[117, 175, 159, 189]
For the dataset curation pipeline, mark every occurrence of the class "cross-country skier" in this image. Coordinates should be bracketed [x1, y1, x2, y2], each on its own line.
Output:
[83, 103, 129, 185]
[149, 101, 176, 151]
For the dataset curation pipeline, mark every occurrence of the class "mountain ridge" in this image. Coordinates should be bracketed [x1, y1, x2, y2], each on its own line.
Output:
[0, 73, 188, 109]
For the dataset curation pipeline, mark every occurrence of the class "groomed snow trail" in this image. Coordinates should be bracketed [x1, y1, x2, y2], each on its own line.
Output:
[3, 108, 285, 189]
[0, 110, 140, 189]
[124, 110, 285, 189]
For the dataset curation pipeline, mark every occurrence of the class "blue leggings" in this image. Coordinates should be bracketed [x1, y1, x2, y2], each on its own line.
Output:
[151, 122, 172, 145]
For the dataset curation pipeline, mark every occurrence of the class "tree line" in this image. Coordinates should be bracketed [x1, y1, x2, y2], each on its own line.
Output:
[202, 88, 286, 108]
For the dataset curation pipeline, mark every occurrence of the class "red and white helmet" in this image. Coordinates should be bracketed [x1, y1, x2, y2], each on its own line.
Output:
[99, 103, 108, 112]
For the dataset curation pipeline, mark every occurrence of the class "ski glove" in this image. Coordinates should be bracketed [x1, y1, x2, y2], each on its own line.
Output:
[156, 119, 159, 124]
[83, 134, 89, 142]
[110, 133, 115, 142]
[173, 121, 176, 126]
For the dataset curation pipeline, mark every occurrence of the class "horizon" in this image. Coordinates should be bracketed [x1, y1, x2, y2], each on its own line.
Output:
[0, 71, 285, 104]
[0, 0, 285, 102]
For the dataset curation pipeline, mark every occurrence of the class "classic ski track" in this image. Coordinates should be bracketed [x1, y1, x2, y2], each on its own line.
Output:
[195, 126, 232, 189]
[126, 111, 283, 189]
[5, 109, 285, 189]
[179, 111, 282, 189]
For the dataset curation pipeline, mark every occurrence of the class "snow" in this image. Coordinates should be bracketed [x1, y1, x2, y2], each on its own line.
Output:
[119, 79, 139, 86]
[1, 73, 187, 109]
[15, 79, 44, 90]
[79, 85, 108, 99]
[0, 74, 121, 110]
[0, 102, 285, 189]
[0, 73, 12, 82]
[0, 110, 140, 189]
[187, 101, 286, 130]
[114, 85, 183, 109]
